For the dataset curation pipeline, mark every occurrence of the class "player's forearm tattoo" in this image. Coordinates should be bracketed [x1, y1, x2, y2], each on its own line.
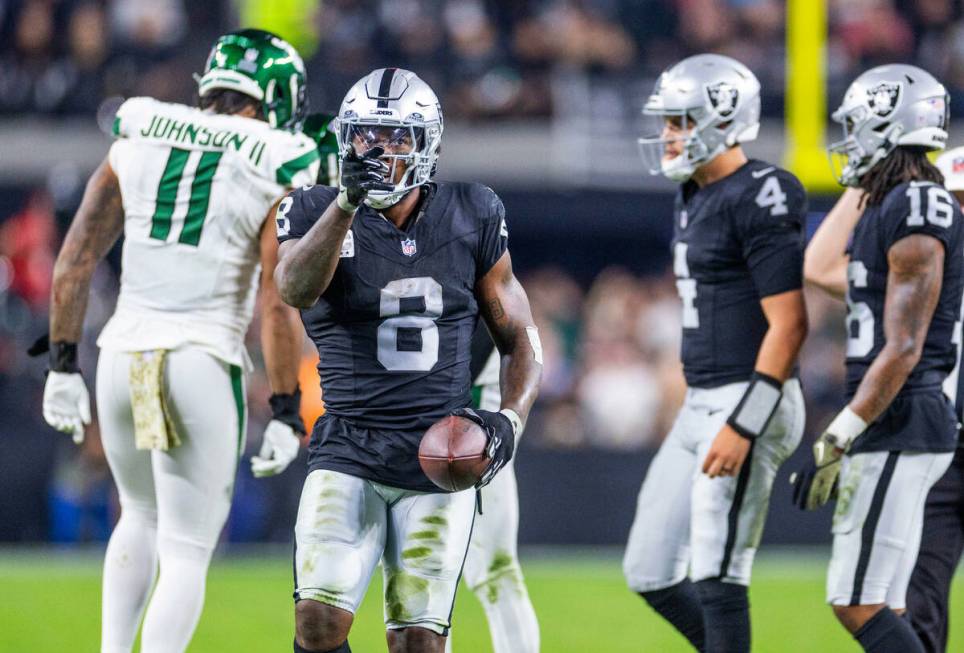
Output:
[276, 201, 353, 307]
[478, 256, 542, 421]
[50, 159, 125, 343]
[850, 234, 943, 423]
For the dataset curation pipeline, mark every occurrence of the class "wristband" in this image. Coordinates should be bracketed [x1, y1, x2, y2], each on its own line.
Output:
[269, 390, 306, 435]
[499, 408, 523, 437]
[49, 341, 80, 373]
[727, 372, 783, 440]
[825, 406, 868, 451]
[336, 189, 358, 213]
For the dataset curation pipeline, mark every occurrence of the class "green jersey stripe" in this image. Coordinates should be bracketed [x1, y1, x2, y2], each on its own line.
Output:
[276, 148, 320, 185]
[150, 148, 191, 240]
[230, 364, 247, 456]
[178, 151, 223, 246]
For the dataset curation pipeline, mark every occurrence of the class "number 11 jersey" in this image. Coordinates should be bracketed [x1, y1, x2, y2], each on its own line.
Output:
[279, 182, 507, 436]
[98, 97, 319, 367]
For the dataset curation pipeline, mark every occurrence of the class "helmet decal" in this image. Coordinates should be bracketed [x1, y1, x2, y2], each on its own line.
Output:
[706, 82, 739, 119]
[867, 82, 901, 118]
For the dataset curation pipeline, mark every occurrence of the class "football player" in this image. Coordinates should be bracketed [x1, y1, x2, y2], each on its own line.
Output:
[444, 325, 539, 653]
[274, 68, 542, 653]
[41, 30, 319, 653]
[622, 54, 808, 653]
[906, 148, 964, 653]
[797, 65, 961, 653]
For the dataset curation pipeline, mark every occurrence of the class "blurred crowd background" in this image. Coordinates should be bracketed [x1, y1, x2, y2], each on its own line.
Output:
[5, 0, 964, 119]
[0, 0, 936, 544]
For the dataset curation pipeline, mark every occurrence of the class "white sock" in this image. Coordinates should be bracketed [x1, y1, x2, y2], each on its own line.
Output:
[475, 562, 540, 653]
[101, 508, 158, 653]
[139, 537, 213, 653]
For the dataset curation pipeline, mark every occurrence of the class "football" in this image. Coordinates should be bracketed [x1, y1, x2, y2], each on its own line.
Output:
[418, 415, 490, 491]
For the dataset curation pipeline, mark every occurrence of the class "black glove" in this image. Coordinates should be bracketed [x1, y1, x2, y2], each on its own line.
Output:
[269, 389, 306, 436]
[452, 407, 516, 488]
[338, 145, 394, 210]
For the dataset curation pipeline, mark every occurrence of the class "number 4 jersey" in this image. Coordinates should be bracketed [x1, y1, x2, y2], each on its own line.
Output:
[846, 180, 964, 454]
[98, 97, 320, 367]
[278, 182, 507, 489]
[672, 159, 807, 388]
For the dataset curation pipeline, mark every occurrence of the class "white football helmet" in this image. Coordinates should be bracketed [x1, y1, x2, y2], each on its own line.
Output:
[639, 54, 761, 182]
[829, 64, 949, 186]
[335, 68, 443, 209]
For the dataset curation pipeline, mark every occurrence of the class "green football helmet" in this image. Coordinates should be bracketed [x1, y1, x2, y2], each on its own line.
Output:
[303, 112, 339, 186]
[197, 29, 308, 131]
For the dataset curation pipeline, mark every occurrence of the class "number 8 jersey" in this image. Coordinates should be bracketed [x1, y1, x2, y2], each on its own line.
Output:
[98, 97, 320, 367]
[845, 180, 964, 453]
[672, 159, 807, 388]
[279, 182, 507, 436]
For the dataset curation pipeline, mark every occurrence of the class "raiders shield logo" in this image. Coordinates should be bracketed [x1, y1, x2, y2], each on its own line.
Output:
[706, 82, 739, 119]
[867, 82, 901, 118]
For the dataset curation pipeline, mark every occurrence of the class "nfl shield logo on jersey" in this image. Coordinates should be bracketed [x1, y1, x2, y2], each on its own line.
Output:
[401, 238, 417, 257]
[867, 82, 901, 118]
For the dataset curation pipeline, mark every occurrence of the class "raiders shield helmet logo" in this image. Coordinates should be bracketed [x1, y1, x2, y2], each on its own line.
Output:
[706, 82, 739, 119]
[867, 82, 901, 118]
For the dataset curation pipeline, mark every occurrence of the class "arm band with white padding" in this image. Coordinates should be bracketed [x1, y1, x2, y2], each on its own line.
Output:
[726, 372, 783, 440]
[824, 405, 868, 451]
[499, 408, 523, 437]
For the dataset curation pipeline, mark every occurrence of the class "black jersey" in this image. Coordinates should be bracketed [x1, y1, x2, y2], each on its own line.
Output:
[278, 181, 508, 489]
[672, 159, 806, 388]
[942, 288, 964, 447]
[846, 181, 964, 454]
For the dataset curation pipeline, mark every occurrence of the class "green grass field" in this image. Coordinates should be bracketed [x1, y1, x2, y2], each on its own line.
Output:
[1, 549, 961, 652]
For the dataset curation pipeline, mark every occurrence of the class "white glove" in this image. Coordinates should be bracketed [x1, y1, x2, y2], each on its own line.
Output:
[42, 371, 91, 444]
[251, 419, 301, 477]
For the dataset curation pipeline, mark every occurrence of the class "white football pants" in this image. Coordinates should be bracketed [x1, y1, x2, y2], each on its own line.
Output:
[294, 469, 476, 635]
[624, 379, 805, 591]
[96, 346, 246, 653]
[827, 449, 954, 608]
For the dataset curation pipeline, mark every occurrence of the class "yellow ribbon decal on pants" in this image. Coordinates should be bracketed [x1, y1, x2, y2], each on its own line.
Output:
[130, 350, 181, 451]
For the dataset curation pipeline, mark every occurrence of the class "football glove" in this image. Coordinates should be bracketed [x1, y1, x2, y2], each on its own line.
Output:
[791, 407, 867, 511]
[337, 146, 394, 212]
[251, 420, 301, 477]
[451, 407, 517, 488]
[251, 391, 305, 478]
[43, 371, 91, 444]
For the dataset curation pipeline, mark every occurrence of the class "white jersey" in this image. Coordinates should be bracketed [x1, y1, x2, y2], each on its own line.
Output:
[98, 97, 320, 366]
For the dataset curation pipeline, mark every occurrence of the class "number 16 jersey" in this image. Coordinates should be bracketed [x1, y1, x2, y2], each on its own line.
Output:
[845, 180, 964, 453]
[278, 182, 507, 435]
